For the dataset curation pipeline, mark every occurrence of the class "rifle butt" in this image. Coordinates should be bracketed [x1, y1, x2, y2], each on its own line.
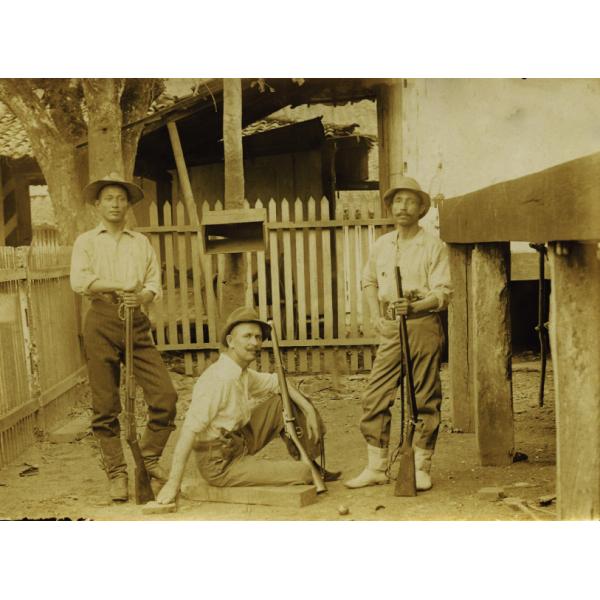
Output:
[127, 439, 155, 504]
[394, 445, 417, 497]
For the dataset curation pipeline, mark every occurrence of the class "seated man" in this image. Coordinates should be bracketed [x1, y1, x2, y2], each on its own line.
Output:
[157, 307, 340, 504]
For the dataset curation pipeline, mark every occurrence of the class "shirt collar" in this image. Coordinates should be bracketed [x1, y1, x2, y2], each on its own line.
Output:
[94, 222, 135, 236]
[218, 353, 245, 379]
[392, 226, 425, 246]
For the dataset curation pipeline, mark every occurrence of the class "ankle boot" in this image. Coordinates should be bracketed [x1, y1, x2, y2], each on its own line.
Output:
[344, 444, 389, 489]
[414, 446, 433, 491]
[97, 436, 129, 502]
[140, 428, 172, 481]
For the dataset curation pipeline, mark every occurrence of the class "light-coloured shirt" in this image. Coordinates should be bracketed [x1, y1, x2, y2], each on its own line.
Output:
[362, 227, 452, 310]
[182, 354, 280, 441]
[70, 223, 161, 301]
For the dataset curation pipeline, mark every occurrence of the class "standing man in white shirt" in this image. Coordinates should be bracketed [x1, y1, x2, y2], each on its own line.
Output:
[70, 173, 177, 503]
[345, 176, 452, 492]
[156, 307, 341, 504]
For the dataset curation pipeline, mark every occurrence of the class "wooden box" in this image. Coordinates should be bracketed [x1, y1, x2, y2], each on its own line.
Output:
[201, 208, 267, 255]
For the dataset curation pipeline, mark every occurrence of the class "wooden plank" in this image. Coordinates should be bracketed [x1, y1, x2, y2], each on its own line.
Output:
[26, 265, 71, 280]
[320, 197, 335, 373]
[201, 202, 218, 354]
[471, 242, 514, 466]
[549, 242, 600, 519]
[38, 365, 87, 408]
[268, 199, 282, 350]
[182, 482, 318, 508]
[254, 199, 269, 371]
[267, 218, 396, 230]
[439, 150, 600, 243]
[0, 397, 38, 434]
[357, 205, 373, 370]
[307, 197, 321, 372]
[155, 337, 379, 352]
[281, 198, 295, 372]
[294, 199, 308, 372]
[448, 244, 474, 432]
[163, 202, 179, 347]
[189, 224, 206, 373]
[511, 251, 551, 281]
[176, 201, 193, 375]
[166, 121, 200, 227]
[0, 268, 26, 283]
[137, 225, 201, 233]
[148, 200, 165, 347]
[347, 211, 359, 372]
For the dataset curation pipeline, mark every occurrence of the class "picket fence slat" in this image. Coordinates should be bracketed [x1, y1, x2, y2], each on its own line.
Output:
[138, 195, 394, 375]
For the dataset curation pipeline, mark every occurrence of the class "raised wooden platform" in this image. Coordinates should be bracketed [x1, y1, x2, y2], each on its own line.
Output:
[181, 482, 318, 508]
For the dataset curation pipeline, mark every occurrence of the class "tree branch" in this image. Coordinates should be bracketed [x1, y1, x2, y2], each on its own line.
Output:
[0, 78, 66, 171]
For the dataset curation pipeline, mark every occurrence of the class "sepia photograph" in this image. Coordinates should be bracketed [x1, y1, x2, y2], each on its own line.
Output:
[1, 75, 597, 523]
[0, 4, 597, 597]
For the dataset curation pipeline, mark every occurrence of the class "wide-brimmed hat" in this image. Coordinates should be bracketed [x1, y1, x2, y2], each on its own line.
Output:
[382, 176, 431, 218]
[220, 306, 271, 346]
[82, 172, 144, 205]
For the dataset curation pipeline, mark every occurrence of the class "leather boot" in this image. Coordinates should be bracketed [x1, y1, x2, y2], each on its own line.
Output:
[312, 460, 342, 482]
[414, 446, 433, 491]
[140, 427, 172, 482]
[344, 444, 389, 489]
[97, 436, 129, 502]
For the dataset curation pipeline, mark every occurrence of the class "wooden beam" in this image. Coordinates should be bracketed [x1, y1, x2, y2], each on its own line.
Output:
[439, 151, 600, 243]
[471, 243, 514, 465]
[448, 244, 474, 432]
[376, 79, 403, 213]
[166, 121, 200, 227]
[549, 241, 600, 519]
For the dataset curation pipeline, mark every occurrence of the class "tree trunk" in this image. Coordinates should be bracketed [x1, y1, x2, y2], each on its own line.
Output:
[221, 78, 247, 320]
[83, 79, 126, 181]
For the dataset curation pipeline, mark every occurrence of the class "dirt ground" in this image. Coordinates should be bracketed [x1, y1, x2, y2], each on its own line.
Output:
[0, 354, 557, 521]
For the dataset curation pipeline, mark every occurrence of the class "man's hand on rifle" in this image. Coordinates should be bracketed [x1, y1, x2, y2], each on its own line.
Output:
[120, 278, 153, 307]
[391, 297, 411, 319]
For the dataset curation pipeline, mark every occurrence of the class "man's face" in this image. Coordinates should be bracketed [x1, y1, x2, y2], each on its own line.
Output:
[95, 184, 130, 223]
[390, 190, 422, 226]
[227, 322, 263, 364]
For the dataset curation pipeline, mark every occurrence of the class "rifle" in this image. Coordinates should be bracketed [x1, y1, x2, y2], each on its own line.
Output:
[529, 243, 549, 407]
[268, 320, 327, 494]
[123, 305, 155, 504]
[393, 266, 419, 497]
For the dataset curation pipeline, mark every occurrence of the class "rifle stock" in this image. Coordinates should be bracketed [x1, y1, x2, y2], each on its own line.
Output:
[268, 321, 327, 493]
[124, 306, 154, 505]
[394, 266, 419, 497]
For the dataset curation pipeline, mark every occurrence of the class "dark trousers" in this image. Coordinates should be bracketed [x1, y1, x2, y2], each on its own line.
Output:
[83, 301, 177, 441]
[193, 395, 319, 487]
[360, 313, 444, 451]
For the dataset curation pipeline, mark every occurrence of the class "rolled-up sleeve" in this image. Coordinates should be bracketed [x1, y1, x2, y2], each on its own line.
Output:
[426, 241, 452, 311]
[248, 370, 279, 404]
[361, 244, 378, 290]
[70, 235, 99, 295]
[182, 380, 226, 434]
[141, 238, 162, 301]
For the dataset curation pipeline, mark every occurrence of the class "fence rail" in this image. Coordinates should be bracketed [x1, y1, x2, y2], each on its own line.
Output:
[144, 195, 395, 375]
[0, 240, 85, 469]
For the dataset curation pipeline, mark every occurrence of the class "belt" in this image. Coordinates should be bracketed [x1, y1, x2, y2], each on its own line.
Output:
[381, 301, 431, 321]
[92, 292, 121, 305]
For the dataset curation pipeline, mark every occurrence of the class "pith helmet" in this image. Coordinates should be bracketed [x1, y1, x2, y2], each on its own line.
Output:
[220, 306, 271, 346]
[82, 172, 144, 205]
[382, 176, 431, 218]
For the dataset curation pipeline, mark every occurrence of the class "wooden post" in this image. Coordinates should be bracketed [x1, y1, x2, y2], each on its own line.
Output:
[222, 78, 247, 321]
[166, 121, 200, 227]
[376, 78, 403, 214]
[448, 243, 474, 432]
[471, 242, 514, 465]
[549, 241, 600, 519]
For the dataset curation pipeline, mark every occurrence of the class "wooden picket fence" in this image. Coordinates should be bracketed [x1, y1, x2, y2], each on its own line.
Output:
[138, 194, 396, 375]
[0, 238, 86, 469]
